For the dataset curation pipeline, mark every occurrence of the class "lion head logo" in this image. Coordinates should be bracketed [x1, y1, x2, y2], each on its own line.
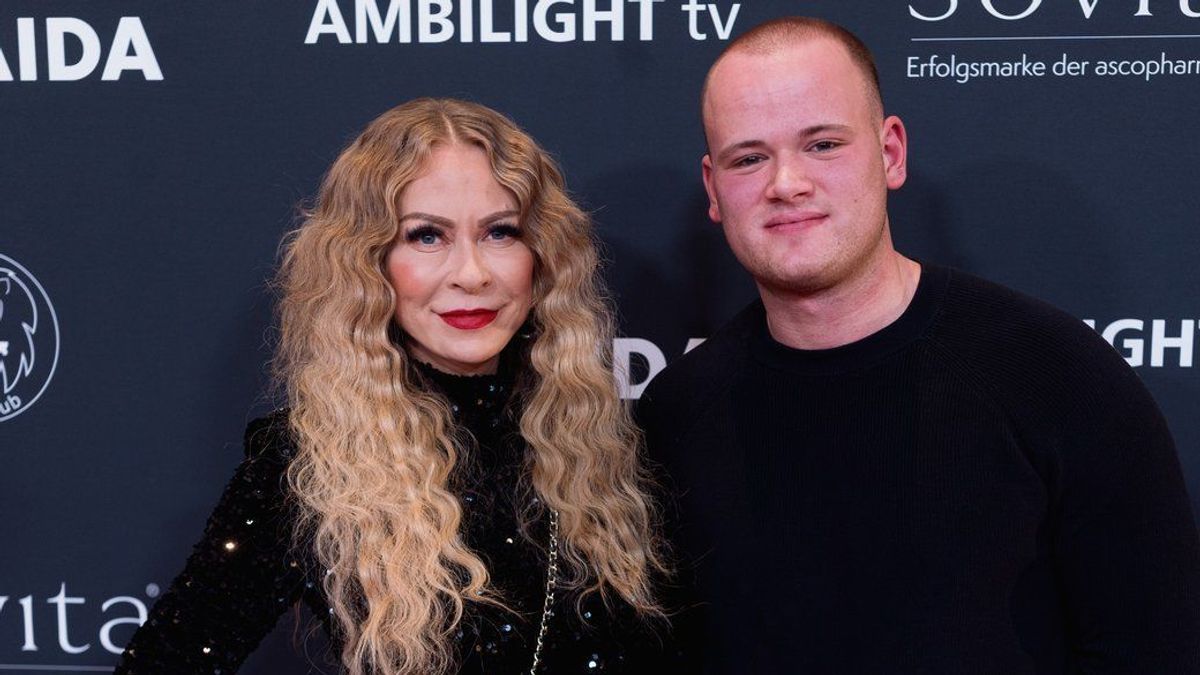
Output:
[0, 268, 38, 395]
[0, 254, 59, 421]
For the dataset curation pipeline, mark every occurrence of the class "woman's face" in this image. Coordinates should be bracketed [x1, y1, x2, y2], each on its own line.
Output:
[386, 143, 535, 376]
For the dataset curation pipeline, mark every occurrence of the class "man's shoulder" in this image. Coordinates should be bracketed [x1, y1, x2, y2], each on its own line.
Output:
[936, 267, 1110, 352]
[645, 301, 759, 395]
[929, 266, 1138, 403]
[636, 301, 760, 433]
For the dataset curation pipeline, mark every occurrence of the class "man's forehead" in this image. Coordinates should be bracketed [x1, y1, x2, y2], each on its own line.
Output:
[706, 45, 857, 116]
[712, 41, 855, 93]
[702, 40, 878, 142]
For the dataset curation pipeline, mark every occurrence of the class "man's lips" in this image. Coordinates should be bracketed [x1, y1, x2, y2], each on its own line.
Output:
[439, 309, 499, 330]
[765, 212, 827, 230]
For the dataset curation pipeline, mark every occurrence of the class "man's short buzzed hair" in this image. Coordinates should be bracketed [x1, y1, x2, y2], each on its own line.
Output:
[702, 17, 884, 130]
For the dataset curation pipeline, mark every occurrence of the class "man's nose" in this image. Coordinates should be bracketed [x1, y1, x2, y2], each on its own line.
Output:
[447, 241, 491, 292]
[765, 156, 815, 201]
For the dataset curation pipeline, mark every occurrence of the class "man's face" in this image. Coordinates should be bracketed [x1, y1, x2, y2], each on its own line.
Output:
[702, 39, 907, 294]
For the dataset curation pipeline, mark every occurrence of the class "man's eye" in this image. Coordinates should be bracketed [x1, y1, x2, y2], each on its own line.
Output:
[733, 154, 765, 168]
[811, 140, 841, 152]
[405, 225, 443, 246]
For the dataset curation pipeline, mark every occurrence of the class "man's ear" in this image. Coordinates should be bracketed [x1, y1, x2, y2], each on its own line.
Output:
[702, 154, 722, 223]
[881, 115, 908, 190]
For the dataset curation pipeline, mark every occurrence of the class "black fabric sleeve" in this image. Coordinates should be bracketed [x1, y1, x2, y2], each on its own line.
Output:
[114, 416, 309, 674]
[632, 383, 709, 674]
[1052, 362, 1200, 674]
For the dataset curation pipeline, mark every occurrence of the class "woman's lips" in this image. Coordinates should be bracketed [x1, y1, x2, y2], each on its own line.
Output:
[439, 309, 499, 330]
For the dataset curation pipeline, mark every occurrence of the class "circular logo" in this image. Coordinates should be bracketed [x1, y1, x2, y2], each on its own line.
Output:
[0, 254, 60, 422]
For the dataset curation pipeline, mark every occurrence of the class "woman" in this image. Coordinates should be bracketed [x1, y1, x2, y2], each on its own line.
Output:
[116, 98, 670, 674]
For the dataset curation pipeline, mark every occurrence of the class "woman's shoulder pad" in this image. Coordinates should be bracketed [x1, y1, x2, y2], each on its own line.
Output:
[242, 408, 296, 462]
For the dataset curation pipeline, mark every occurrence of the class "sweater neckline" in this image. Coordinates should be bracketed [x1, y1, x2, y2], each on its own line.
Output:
[749, 263, 950, 376]
[412, 359, 515, 412]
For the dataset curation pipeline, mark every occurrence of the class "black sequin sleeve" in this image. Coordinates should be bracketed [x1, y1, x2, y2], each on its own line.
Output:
[115, 414, 313, 674]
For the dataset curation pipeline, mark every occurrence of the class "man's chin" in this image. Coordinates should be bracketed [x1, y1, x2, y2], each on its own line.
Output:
[753, 273, 830, 296]
[754, 268, 837, 297]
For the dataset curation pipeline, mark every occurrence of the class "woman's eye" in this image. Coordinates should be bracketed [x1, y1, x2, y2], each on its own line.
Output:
[405, 226, 442, 246]
[486, 223, 522, 242]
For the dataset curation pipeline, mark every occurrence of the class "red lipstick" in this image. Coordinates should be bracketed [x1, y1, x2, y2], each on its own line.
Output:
[439, 309, 498, 330]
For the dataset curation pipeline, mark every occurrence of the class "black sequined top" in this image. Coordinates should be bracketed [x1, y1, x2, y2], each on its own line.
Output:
[116, 363, 671, 674]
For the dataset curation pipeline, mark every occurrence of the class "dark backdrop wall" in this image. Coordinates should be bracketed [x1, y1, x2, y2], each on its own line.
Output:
[2, 1, 1197, 671]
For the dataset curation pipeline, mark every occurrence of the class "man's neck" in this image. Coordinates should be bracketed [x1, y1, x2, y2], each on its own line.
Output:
[759, 250, 922, 350]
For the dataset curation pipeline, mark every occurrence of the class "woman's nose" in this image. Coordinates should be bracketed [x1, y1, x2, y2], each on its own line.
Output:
[447, 241, 491, 292]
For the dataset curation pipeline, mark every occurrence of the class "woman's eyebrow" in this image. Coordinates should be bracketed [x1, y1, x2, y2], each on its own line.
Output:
[398, 212, 452, 225]
[481, 209, 520, 223]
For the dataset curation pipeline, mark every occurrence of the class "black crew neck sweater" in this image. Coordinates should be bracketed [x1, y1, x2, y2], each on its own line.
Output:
[639, 264, 1200, 674]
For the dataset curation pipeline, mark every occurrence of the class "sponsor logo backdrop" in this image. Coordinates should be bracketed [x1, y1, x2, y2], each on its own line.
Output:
[2, 1, 1197, 671]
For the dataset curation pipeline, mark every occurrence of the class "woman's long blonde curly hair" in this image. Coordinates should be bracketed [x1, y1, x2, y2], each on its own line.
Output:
[274, 98, 665, 675]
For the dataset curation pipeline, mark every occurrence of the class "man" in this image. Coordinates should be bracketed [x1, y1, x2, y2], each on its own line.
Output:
[639, 17, 1200, 673]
